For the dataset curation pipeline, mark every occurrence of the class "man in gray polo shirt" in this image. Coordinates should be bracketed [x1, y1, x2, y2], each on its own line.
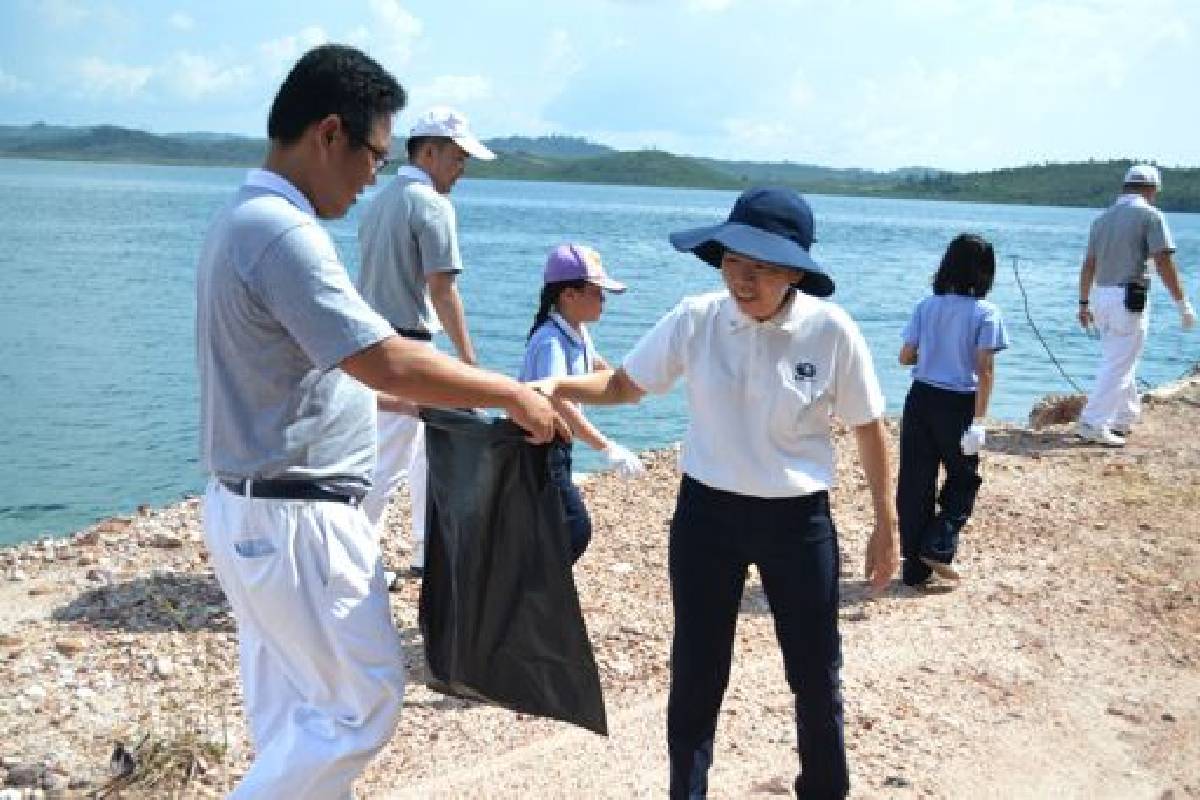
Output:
[196, 45, 564, 799]
[357, 106, 495, 577]
[1075, 164, 1195, 446]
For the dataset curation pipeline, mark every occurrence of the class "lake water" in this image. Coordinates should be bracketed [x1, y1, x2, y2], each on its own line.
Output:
[1, 158, 1197, 545]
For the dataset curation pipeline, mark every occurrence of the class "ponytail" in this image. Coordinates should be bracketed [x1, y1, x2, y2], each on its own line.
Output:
[527, 285, 558, 341]
[526, 279, 590, 340]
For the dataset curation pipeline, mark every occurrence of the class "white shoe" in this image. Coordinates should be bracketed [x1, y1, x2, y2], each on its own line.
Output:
[1075, 421, 1125, 447]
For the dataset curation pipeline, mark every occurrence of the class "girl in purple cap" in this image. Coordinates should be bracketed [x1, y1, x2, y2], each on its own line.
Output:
[518, 243, 645, 563]
[533, 189, 898, 799]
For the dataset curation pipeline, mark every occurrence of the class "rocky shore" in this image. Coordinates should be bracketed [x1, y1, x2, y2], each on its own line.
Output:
[2, 376, 1199, 798]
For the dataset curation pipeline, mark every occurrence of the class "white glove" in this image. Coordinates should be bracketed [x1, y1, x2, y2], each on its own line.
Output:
[1178, 298, 1196, 330]
[960, 423, 986, 456]
[602, 442, 646, 479]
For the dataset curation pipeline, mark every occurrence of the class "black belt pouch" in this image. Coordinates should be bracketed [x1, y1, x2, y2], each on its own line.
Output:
[1124, 281, 1148, 313]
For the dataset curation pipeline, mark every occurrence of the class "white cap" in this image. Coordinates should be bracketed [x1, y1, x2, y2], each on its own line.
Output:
[409, 106, 495, 160]
[1123, 164, 1161, 188]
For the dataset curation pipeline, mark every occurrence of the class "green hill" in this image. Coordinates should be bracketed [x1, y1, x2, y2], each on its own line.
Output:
[2, 123, 1198, 211]
[485, 135, 612, 159]
[0, 123, 264, 165]
[885, 160, 1200, 212]
[469, 148, 741, 188]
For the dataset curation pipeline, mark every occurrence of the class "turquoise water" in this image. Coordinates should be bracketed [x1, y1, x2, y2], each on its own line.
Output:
[1, 158, 1196, 545]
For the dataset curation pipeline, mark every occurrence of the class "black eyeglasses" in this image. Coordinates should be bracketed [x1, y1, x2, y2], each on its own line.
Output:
[362, 140, 392, 173]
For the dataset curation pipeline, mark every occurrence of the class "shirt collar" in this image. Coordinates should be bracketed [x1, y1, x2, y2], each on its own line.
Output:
[243, 169, 314, 217]
[397, 165, 434, 186]
[549, 311, 585, 346]
[1115, 192, 1151, 209]
[720, 289, 807, 333]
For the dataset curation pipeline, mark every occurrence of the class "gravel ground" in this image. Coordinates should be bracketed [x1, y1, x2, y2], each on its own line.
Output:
[2, 376, 1198, 798]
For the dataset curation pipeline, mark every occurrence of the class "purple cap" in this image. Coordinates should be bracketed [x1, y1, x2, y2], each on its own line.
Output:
[543, 244, 626, 292]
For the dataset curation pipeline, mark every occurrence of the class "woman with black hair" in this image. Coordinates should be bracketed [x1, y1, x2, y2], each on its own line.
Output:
[896, 233, 1010, 586]
[518, 244, 645, 562]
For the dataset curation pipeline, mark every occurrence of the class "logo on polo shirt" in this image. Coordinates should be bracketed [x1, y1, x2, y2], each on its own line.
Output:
[793, 361, 816, 381]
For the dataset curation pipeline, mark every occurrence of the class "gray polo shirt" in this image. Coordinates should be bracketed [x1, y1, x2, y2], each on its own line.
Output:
[358, 165, 463, 334]
[1087, 193, 1175, 287]
[196, 170, 394, 492]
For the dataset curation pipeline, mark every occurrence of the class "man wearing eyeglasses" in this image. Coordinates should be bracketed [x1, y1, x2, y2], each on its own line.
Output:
[356, 106, 496, 580]
[196, 47, 565, 799]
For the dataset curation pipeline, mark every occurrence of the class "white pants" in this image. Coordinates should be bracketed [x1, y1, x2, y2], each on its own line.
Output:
[362, 410, 427, 567]
[1081, 285, 1150, 429]
[203, 480, 405, 800]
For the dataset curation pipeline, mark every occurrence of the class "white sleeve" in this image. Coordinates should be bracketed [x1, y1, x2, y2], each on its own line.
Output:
[621, 301, 692, 394]
[831, 314, 886, 426]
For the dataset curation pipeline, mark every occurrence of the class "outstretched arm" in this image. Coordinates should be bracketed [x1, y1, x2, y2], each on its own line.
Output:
[342, 335, 569, 443]
[538, 366, 647, 407]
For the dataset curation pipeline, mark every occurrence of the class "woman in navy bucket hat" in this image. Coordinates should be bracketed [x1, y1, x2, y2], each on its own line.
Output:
[534, 187, 899, 798]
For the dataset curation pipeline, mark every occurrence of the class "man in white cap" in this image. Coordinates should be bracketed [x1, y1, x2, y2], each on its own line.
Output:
[1075, 164, 1195, 446]
[357, 106, 496, 578]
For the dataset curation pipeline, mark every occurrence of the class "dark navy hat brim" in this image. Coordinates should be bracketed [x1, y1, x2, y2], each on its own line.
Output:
[669, 222, 834, 298]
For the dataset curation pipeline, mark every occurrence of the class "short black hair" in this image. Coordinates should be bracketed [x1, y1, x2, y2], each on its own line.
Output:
[932, 233, 995, 298]
[267, 44, 405, 146]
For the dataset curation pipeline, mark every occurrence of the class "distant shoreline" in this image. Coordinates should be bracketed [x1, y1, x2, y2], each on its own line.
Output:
[3, 124, 1199, 212]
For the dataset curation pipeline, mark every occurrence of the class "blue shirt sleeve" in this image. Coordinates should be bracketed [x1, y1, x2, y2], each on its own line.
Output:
[901, 302, 921, 346]
[525, 336, 570, 380]
[975, 302, 1009, 352]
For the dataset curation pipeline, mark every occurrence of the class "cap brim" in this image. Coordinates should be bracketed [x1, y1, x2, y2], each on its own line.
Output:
[668, 221, 834, 297]
[587, 276, 627, 293]
[455, 135, 495, 161]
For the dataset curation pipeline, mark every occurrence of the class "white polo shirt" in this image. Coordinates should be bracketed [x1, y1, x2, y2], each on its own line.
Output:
[623, 290, 885, 498]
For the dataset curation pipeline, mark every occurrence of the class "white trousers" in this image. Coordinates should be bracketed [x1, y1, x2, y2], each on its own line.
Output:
[202, 480, 406, 800]
[362, 410, 427, 567]
[1081, 285, 1150, 429]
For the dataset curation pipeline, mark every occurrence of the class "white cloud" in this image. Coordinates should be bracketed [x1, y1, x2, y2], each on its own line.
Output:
[368, 0, 423, 68]
[544, 30, 584, 78]
[168, 12, 195, 32]
[76, 57, 153, 99]
[259, 27, 330, 79]
[0, 68, 31, 94]
[40, 0, 90, 27]
[721, 118, 794, 151]
[159, 52, 252, 100]
[417, 75, 492, 106]
[687, 0, 736, 11]
[39, 0, 132, 32]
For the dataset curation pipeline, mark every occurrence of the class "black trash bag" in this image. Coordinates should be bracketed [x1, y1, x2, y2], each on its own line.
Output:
[418, 408, 608, 736]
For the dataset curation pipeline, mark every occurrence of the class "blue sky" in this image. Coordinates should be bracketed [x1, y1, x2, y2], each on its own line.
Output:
[0, 0, 1197, 170]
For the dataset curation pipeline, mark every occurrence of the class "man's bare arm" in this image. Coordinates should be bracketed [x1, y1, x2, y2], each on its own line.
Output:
[428, 271, 476, 366]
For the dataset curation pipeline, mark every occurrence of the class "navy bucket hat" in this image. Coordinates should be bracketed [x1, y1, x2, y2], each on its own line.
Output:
[668, 187, 834, 298]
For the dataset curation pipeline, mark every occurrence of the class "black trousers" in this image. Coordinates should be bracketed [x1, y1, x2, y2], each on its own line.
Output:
[667, 475, 847, 800]
[547, 441, 592, 563]
[895, 380, 982, 585]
